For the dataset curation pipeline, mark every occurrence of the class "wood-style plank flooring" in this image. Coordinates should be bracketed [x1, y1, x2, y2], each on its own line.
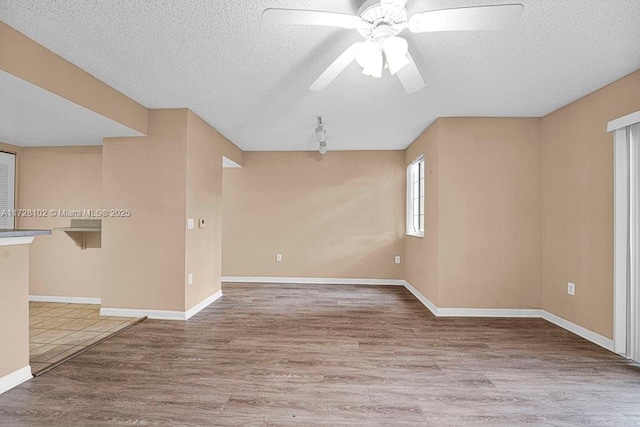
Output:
[1, 283, 640, 426]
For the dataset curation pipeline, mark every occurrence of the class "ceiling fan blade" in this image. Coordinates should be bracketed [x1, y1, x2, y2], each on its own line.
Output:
[408, 4, 524, 33]
[310, 43, 363, 91]
[396, 53, 425, 94]
[262, 9, 361, 29]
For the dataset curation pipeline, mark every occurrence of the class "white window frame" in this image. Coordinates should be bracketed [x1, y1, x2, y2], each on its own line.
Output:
[0, 151, 16, 229]
[406, 155, 425, 238]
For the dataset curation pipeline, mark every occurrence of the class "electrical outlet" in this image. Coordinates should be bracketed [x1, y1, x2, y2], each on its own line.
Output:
[276, 253, 282, 262]
[187, 218, 194, 230]
[395, 256, 401, 264]
[188, 273, 193, 285]
[567, 282, 575, 296]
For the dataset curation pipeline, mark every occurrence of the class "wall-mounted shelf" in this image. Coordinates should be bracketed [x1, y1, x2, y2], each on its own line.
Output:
[54, 219, 101, 250]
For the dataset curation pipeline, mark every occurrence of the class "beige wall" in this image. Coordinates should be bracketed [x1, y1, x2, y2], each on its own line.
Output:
[0, 244, 30, 377]
[438, 118, 542, 309]
[541, 70, 640, 339]
[0, 141, 20, 155]
[222, 151, 406, 280]
[19, 147, 102, 298]
[102, 109, 188, 311]
[102, 109, 241, 312]
[0, 22, 148, 135]
[405, 121, 439, 304]
[404, 118, 542, 309]
[184, 111, 224, 310]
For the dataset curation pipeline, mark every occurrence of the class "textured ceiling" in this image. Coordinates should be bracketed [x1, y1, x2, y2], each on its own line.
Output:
[1, 0, 639, 151]
[0, 70, 141, 147]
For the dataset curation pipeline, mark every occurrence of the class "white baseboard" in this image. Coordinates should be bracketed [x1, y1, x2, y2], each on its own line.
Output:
[29, 295, 101, 305]
[403, 280, 614, 352]
[0, 366, 32, 395]
[403, 281, 438, 316]
[404, 281, 541, 318]
[542, 310, 614, 352]
[100, 290, 223, 321]
[437, 308, 543, 317]
[100, 307, 186, 320]
[185, 290, 223, 320]
[221, 276, 405, 286]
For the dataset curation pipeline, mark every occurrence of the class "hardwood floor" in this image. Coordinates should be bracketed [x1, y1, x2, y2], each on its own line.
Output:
[1, 283, 640, 426]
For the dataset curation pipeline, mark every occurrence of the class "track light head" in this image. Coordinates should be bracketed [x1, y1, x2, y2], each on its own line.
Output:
[319, 141, 327, 155]
[316, 116, 328, 154]
[315, 125, 326, 143]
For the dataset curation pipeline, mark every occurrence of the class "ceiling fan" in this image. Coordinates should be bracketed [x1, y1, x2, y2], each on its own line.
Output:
[262, 0, 524, 94]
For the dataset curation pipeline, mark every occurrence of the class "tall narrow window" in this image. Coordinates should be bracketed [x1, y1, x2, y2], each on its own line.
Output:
[0, 151, 16, 229]
[406, 155, 425, 237]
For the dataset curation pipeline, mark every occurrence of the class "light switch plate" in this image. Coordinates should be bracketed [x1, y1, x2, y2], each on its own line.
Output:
[395, 256, 401, 264]
[187, 218, 194, 230]
[567, 282, 575, 296]
[276, 253, 282, 262]
[188, 273, 193, 285]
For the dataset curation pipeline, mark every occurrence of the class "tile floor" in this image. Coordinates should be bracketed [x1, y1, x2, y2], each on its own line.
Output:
[29, 302, 141, 375]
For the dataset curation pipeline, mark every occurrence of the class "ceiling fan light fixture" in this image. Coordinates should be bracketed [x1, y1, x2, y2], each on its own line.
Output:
[387, 54, 410, 75]
[383, 36, 410, 75]
[356, 41, 383, 78]
[362, 62, 383, 78]
[263, 2, 524, 94]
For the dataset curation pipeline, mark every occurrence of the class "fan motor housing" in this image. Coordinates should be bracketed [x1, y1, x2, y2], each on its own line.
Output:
[357, 0, 408, 40]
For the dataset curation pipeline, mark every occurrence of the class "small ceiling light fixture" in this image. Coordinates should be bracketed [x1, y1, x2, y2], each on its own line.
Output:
[383, 36, 410, 75]
[356, 41, 383, 78]
[355, 37, 409, 79]
[315, 116, 328, 155]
